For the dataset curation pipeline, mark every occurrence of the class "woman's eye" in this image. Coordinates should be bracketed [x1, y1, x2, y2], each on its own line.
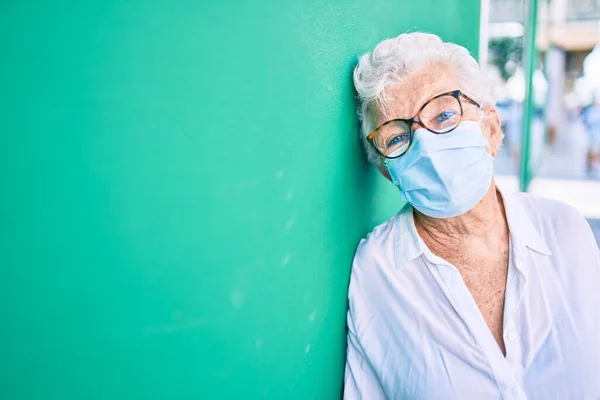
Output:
[435, 110, 457, 123]
[386, 134, 409, 149]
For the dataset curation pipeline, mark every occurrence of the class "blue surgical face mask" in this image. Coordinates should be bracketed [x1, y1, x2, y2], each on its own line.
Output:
[384, 120, 494, 218]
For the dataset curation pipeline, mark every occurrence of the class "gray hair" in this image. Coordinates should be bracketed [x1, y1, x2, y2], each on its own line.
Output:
[353, 32, 495, 169]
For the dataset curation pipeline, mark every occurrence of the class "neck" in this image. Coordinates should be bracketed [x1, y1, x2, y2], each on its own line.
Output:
[414, 182, 508, 250]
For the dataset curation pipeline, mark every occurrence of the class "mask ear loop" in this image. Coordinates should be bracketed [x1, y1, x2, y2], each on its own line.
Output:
[477, 105, 497, 160]
[477, 105, 484, 123]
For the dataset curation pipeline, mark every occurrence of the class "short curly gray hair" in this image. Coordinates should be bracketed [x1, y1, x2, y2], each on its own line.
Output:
[353, 32, 495, 169]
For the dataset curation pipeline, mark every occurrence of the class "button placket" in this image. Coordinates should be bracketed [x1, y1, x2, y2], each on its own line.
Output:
[504, 386, 527, 399]
[427, 246, 525, 398]
[503, 319, 516, 355]
[503, 319, 525, 395]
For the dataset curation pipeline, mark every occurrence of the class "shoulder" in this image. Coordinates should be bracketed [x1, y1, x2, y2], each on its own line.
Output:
[352, 214, 397, 271]
[513, 192, 587, 229]
[510, 192, 595, 247]
[348, 210, 403, 301]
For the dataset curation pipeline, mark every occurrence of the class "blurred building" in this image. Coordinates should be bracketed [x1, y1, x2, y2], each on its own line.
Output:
[487, 0, 600, 136]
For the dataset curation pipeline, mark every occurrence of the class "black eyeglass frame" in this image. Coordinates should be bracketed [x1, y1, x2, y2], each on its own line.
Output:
[366, 90, 482, 159]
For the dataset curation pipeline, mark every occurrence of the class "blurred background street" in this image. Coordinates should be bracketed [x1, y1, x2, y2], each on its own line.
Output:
[486, 0, 600, 245]
[495, 117, 600, 244]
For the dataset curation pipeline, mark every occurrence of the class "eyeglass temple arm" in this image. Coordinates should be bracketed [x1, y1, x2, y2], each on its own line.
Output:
[459, 92, 482, 109]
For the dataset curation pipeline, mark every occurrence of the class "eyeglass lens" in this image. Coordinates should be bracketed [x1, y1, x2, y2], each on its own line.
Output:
[372, 94, 463, 158]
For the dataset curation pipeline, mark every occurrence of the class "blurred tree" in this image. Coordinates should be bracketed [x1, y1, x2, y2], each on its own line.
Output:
[489, 37, 523, 81]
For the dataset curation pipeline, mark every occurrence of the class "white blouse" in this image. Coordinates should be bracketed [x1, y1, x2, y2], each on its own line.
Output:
[344, 192, 600, 399]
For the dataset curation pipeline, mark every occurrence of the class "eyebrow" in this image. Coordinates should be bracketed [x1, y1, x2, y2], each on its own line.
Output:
[382, 88, 454, 122]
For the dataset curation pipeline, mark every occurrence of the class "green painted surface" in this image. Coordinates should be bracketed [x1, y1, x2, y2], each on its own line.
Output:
[0, 1, 479, 398]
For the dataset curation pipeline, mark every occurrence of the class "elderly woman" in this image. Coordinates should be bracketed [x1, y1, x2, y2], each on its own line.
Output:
[344, 33, 600, 399]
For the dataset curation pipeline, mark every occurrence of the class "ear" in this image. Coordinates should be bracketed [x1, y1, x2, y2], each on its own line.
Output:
[481, 106, 502, 157]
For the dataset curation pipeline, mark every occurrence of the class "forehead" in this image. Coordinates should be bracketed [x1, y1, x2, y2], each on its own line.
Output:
[378, 62, 459, 124]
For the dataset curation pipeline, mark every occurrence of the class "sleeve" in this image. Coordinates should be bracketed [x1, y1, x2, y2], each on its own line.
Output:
[344, 313, 387, 400]
[344, 248, 387, 400]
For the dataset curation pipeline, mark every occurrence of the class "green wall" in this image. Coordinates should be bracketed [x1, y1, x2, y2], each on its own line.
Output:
[0, 1, 480, 398]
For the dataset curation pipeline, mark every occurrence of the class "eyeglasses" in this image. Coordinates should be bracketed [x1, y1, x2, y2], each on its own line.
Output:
[366, 90, 481, 159]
